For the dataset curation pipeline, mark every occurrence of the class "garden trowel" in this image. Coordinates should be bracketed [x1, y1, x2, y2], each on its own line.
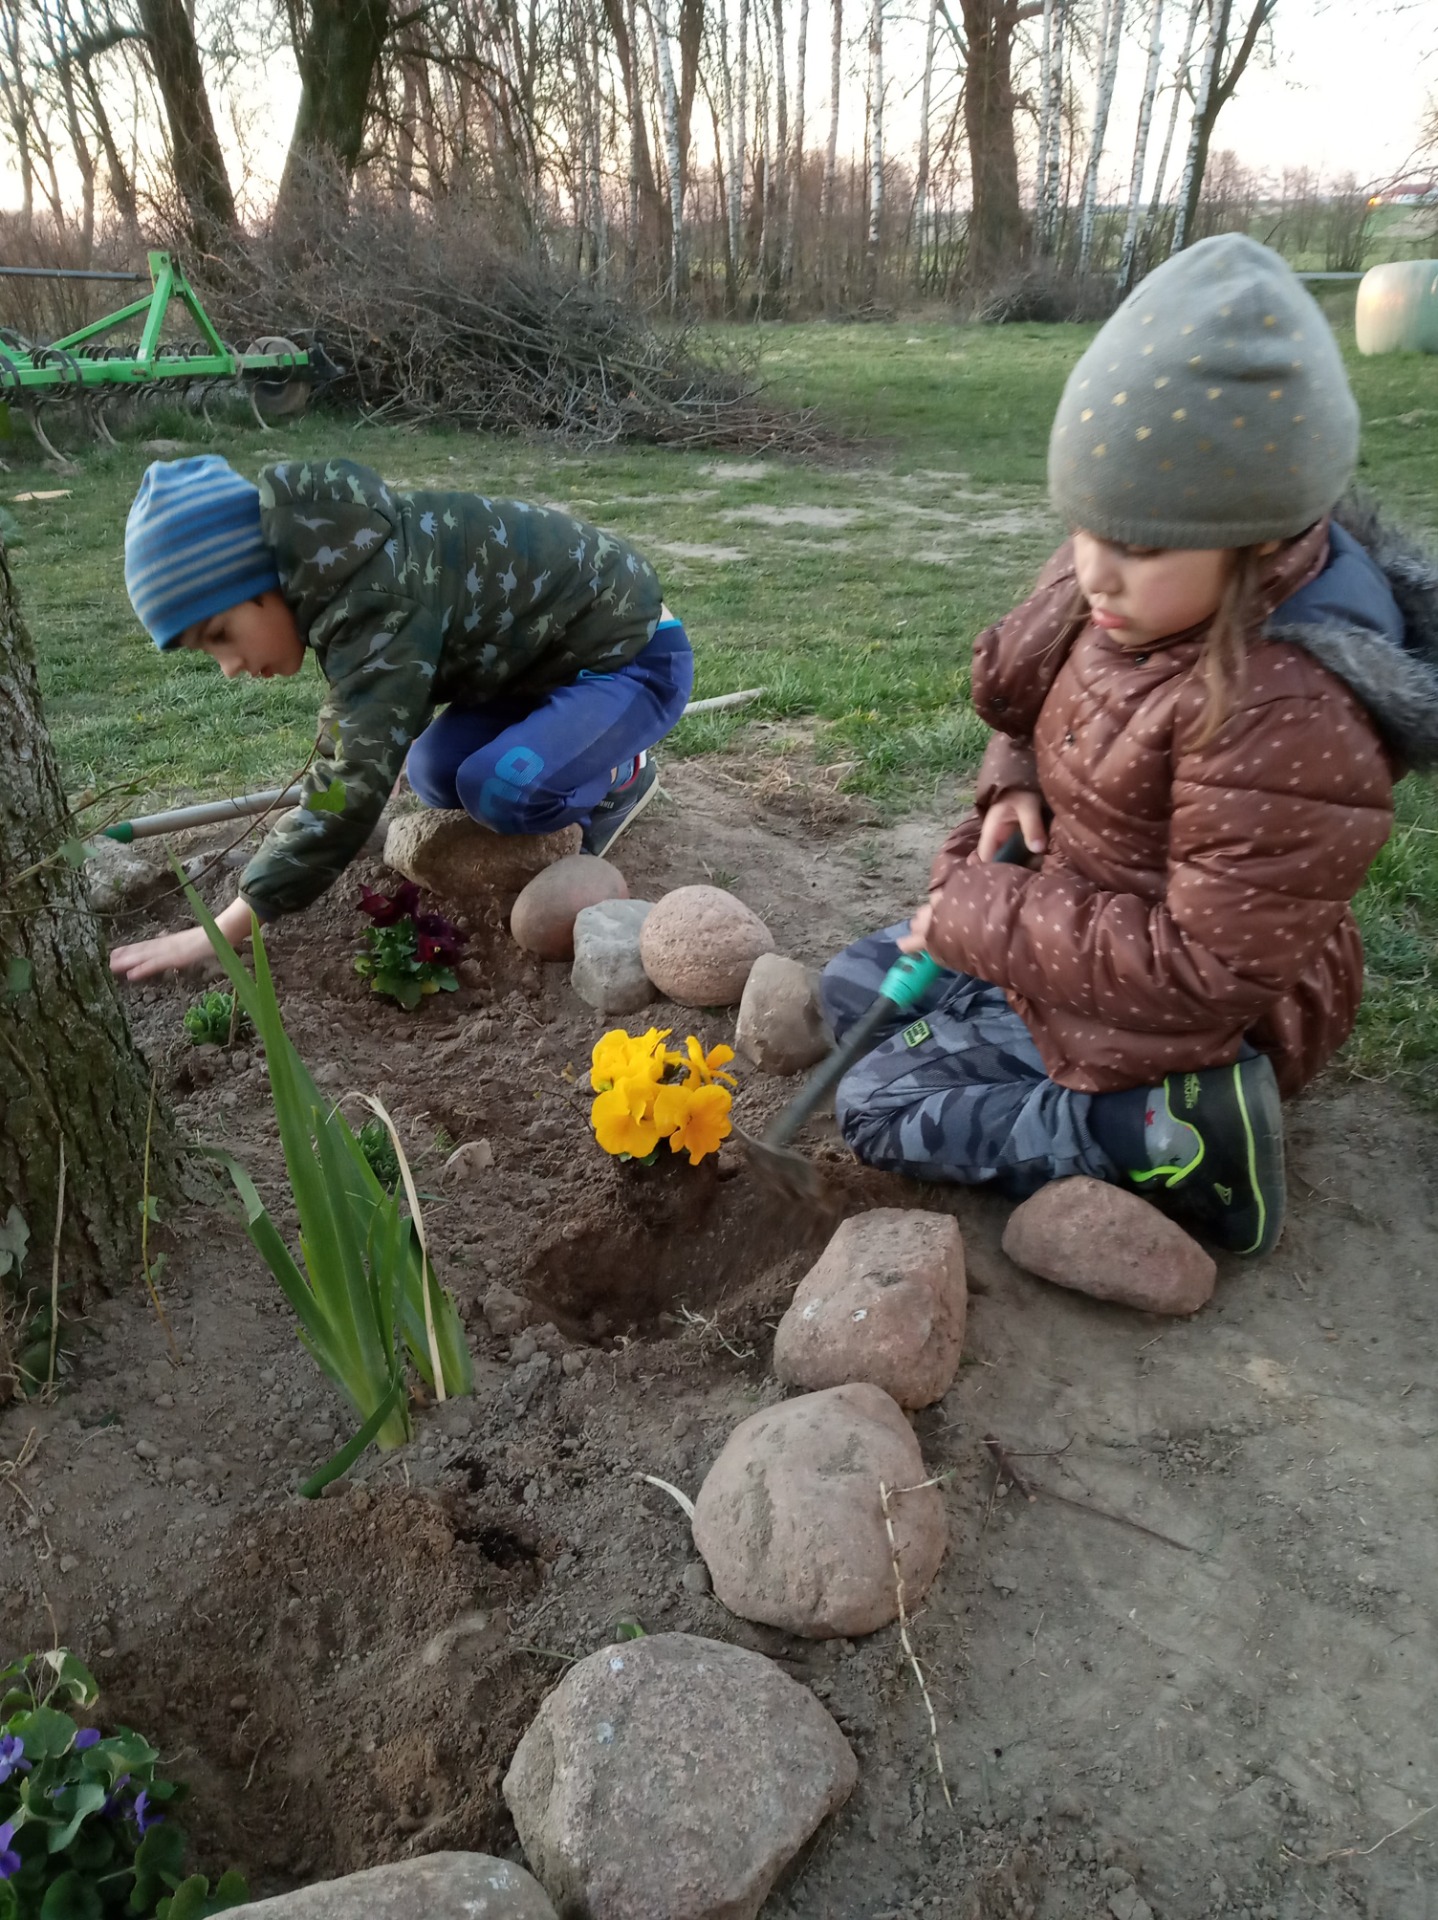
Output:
[740, 831, 1032, 1208]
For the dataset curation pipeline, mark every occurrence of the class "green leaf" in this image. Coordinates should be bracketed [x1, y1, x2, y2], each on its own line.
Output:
[41, 1872, 103, 1920]
[47, 1780, 108, 1852]
[65, 1820, 117, 1873]
[304, 780, 346, 814]
[0, 1875, 18, 1920]
[41, 1653, 98, 1709]
[14, 1706, 82, 1760]
[5, 955, 31, 999]
[128, 1820, 187, 1912]
[0, 1204, 29, 1280]
[59, 839, 89, 869]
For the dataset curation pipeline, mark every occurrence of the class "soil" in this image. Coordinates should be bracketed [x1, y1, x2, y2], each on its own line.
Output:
[4, 758, 1436, 1920]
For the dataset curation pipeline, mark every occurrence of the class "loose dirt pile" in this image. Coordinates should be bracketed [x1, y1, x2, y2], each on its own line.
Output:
[3, 761, 1435, 1919]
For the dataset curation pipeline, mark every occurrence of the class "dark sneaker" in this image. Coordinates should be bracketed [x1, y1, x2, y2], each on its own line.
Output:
[582, 754, 660, 857]
[1128, 1054, 1286, 1257]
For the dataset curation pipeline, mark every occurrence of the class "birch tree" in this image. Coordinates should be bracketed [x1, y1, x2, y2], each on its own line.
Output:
[1075, 0, 1124, 273]
[1116, 0, 1165, 288]
[820, 0, 841, 244]
[780, 0, 808, 284]
[912, 0, 939, 285]
[1138, 0, 1201, 262]
[1036, 0, 1066, 255]
[1173, 0, 1277, 251]
[651, 0, 685, 303]
[866, 0, 884, 274]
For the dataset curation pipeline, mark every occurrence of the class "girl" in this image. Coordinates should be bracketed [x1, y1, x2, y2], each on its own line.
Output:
[822, 234, 1438, 1257]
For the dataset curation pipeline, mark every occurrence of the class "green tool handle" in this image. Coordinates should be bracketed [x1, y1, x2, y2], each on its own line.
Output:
[766, 828, 1031, 1151]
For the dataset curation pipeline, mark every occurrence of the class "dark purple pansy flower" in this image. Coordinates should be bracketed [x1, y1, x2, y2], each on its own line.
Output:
[0, 1735, 28, 1785]
[0, 1820, 20, 1879]
[358, 881, 421, 926]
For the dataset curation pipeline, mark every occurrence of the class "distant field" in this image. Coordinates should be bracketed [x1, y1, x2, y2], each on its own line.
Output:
[12, 318, 1438, 1095]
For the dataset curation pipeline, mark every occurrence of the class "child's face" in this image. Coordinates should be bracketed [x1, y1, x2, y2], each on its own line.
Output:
[181, 592, 304, 678]
[1072, 534, 1235, 649]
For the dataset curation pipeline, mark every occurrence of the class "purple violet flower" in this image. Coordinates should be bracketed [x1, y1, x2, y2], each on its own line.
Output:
[132, 1788, 159, 1836]
[0, 1820, 20, 1879]
[101, 1774, 131, 1818]
[73, 1729, 101, 1751]
[0, 1735, 29, 1786]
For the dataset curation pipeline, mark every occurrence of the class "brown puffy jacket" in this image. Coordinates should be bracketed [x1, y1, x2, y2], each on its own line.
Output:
[928, 507, 1438, 1095]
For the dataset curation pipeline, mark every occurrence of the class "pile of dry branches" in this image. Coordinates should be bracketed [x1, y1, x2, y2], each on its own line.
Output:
[202, 199, 822, 453]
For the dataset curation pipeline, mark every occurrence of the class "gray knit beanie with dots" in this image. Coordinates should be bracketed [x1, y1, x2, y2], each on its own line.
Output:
[1048, 234, 1359, 548]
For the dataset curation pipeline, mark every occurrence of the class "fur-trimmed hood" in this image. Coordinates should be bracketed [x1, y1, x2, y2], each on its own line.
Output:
[1269, 498, 1438, 772]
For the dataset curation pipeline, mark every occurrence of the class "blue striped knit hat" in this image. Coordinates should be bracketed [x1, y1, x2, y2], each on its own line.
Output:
[125, 455, 281, 649]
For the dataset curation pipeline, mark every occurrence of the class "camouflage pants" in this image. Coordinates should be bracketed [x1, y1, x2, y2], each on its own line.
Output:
[819, 926, 1116, 1199]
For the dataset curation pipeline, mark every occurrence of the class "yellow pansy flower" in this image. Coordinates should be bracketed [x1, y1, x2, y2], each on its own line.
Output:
[654, 1081, 733, 1165]
[592, 1078, 661, 1158]
[590, 1026, 671, 1091]
[682, 1036, 737, 1087]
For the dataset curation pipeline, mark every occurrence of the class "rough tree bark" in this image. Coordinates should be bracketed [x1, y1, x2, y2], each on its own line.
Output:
[134, 0, 235, 241]
[865, 0, 883, 278]
[0, 546, 178, 1306]
[275, 0, 391, 229]
[819, 0, 841, 240]
[1173, 0, 1276, 251]
[960, 0, 1043, 283]
[781, 0, 808, 286]
[911, 0, 938, 286]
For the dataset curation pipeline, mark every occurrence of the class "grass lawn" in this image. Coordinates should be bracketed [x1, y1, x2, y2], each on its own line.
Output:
[11, 318, 1438, 1095]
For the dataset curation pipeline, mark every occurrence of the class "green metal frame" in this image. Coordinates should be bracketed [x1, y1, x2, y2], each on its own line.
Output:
[0, 251, 308, 391]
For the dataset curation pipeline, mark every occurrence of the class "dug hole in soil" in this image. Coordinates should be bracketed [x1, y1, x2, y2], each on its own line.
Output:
[4, 759, 1436, 1920]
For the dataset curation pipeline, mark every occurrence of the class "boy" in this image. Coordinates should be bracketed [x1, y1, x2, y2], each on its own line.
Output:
[111, 455, 691, 981]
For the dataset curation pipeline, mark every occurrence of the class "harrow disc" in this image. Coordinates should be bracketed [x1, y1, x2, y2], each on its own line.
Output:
[246, 335, 310, 421]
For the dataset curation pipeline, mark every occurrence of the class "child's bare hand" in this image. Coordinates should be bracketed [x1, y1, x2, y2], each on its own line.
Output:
[110, 896, 254, 981]
[897, 903, 936, 954]
[110, 926, 218, 981]
[974, 789, 1047, 863]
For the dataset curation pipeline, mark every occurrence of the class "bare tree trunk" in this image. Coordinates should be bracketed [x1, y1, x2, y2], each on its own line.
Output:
[820, 0, 841, 251]
[961, 0, 1042, 284]
[0, 3, 35, 230]
[135, 0, 235, 241]
[865, 0, 883, 281]
[275, 0, 390, 229]
[0, 548, 179, 1315]
[651, 0, 685, 304]
[1174, 0, 1275, 251]
[781, 0, 807, 285]
[720, 0, 740, 293]
[911, 0, 938, 286]
[769, 0, 787, 288]
[1116, 0, 1164, 288]
[1075, 0, 1123, 274]
[1137, 0, 1199, 263]
[1037, 0, 1065, 255]
[736, 0, 751, 277]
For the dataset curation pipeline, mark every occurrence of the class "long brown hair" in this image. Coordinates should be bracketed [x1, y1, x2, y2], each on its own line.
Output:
[1187, 545, 1266, 750]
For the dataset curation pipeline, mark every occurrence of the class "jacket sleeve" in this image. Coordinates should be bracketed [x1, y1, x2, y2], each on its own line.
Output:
[928, 734, 1042, 892]
[928, 687, 1393, 1033]
[238, 593, 443, 919]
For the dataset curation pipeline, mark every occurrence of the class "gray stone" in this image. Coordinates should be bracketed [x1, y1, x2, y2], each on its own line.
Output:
[224, 1854, 557, 1919]
[384, 809, 581, 907]
[84, 839, 169, 914]
[483, 1284, 534, 1338]
[504, 1632, 856, 1920]
[734, 954, 831, 1076]
[692, 1383, 946, 1638]
[571, 899, 657, 1014]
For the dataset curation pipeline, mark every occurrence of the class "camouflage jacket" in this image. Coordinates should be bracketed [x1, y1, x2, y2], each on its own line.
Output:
[238, 458, 664, 918]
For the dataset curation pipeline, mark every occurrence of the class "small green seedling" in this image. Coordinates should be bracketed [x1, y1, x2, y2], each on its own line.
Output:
[357, 1120, 400, 1190]
[0, 1649, 248, 1918]
[181, 989, 248, 1049]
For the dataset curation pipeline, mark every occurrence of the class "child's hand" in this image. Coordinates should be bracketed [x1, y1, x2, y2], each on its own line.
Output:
[973, 789, 1047, 864]
[897, 903, 936, 955]
[110, 897, 254, 981]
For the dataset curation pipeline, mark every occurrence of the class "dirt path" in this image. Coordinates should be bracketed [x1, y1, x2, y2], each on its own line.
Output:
[3, 761, 1435, 1919]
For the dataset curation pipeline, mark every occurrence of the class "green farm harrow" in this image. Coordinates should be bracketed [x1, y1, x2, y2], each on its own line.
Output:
[0, 250, 336, 463]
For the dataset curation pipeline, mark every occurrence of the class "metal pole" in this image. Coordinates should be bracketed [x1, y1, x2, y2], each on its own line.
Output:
[102, 688, 769, 842]
[0, 266, 148, 282]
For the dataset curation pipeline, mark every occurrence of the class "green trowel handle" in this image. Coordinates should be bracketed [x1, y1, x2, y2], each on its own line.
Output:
[876, 949, 942, 1011]
[761, 827, 1033, 1154]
